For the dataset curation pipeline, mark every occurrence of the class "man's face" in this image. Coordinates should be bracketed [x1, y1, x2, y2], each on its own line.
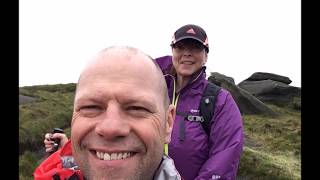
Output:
[172, 39, 208, 77]
[71, 50, 174, 180]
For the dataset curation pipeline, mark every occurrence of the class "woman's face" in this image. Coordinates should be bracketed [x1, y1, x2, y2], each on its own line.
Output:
[172, 39, 208, 77]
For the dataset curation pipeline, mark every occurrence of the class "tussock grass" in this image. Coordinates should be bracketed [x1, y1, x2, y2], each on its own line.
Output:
[238, 104, 301, 179]
[239, 147, 300, 179]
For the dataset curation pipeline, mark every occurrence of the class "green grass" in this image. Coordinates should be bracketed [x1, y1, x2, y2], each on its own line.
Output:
[19, 90, 74, 154]
[19, 84, 76, 179]
[19, 151, 39, 180]
[19, 83, 301, 179]
[238, 104, 301, 179]
[239, 147, 300, 180]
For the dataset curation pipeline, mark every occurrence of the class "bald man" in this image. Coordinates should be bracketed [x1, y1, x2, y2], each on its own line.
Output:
[34, 46, 181, 180]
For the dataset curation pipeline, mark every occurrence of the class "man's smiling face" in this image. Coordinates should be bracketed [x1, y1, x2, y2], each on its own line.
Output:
[71, 47, 174, 180]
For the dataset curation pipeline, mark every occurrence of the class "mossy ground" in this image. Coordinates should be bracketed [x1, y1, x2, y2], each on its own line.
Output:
[238, 104, 301, 179]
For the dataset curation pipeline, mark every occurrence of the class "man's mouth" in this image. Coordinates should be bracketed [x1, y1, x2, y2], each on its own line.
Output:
[94, 150, 135, 161]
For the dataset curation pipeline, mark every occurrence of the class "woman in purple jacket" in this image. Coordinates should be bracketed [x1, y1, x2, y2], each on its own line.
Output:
[155, 24, 244, 180]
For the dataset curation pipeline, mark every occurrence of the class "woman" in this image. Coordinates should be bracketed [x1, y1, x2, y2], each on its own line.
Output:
[155, 24, 244, 180]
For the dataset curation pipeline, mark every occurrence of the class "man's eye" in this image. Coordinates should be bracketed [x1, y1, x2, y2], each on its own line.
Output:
[79, 105, 103, 117]
[127, 106, 150, 113]
[81, 105, 100, 110]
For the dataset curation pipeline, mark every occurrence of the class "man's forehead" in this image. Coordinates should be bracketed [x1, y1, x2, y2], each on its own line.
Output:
[91, 49, 152, 70]
[79, 56, 155, 85]
[77, 46, 162, 91]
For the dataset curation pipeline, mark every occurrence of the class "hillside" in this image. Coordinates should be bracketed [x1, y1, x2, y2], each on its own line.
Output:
[19, 83, 301, 180]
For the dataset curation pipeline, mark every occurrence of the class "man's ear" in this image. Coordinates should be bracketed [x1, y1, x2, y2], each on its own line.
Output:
[164, 104, 175, 143]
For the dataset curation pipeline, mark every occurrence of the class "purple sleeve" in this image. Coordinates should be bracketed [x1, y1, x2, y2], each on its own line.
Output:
[196, 89, 244, 180]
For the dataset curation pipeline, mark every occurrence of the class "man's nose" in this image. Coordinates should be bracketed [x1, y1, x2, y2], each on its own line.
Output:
[94, 104, 130, 140]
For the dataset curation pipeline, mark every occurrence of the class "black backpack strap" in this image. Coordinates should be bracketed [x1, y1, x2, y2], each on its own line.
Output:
[199, 82, 221, 135]
[176, 111, 204, 141]
[175, 82, 220, 140]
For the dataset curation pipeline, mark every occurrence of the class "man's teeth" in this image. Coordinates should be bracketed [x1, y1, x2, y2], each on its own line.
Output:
[96, 151, 132, 161]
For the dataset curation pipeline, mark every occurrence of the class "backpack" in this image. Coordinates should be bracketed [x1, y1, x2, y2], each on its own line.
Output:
[199, 82, 221, 135]
[177, 82, 221, 141]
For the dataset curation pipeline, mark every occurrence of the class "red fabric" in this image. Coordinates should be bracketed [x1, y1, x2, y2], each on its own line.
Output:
[33, 140, 84, 180]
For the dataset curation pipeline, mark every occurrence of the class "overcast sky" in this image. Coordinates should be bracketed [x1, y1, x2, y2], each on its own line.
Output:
[19, 0, 301, 87]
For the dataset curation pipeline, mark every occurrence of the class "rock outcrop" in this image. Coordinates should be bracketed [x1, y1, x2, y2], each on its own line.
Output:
[19, 95, 36, 105]
[238, 72, 301, 106]
[245, 72, 292, 84]
[208, 72, 278, 116]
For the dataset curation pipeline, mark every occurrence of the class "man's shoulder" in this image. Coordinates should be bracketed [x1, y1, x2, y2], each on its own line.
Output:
[153, 155, 182, 180]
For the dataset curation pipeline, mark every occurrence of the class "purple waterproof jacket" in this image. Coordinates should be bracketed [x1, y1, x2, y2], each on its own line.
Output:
[155, 56, 244, 180]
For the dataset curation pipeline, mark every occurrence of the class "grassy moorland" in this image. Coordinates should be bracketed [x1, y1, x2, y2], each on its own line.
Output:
[19, 84, 74, 180]
[19, 83, 301, 180]
[238, 104, 300, 180]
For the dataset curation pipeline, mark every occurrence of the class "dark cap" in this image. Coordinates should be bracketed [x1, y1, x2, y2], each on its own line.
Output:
[171, 24, 209, 52]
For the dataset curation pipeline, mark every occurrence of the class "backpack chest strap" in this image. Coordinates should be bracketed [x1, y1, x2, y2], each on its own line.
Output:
[176, 111, 204, 141]
[176, 111, 204, 122]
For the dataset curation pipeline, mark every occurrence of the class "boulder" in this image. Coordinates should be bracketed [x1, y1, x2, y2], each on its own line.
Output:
[208, 72, 278, 117]
[244, 72, 292, 84]
[19, 95, 36, 105]
[210, 72, 235, 85]
[238, 75, 301, 106]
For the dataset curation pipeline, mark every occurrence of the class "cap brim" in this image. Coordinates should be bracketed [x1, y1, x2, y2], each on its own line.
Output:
[173, 36, 202, 44]
[171, 36, 209, 52]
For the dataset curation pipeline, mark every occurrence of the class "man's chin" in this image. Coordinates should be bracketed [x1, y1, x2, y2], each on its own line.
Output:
[84, 154, 143, 179]
[87, 167, 150, 180]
